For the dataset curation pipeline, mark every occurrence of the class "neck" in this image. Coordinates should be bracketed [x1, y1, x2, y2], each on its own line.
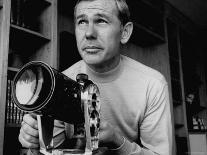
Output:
[87, 54, 121, 73]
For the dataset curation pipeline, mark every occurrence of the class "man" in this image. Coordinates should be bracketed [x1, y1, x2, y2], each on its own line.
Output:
[19, 0, 173, 154]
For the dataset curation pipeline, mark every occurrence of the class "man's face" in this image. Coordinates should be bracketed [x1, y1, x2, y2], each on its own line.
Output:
[75, 0, 122, 70]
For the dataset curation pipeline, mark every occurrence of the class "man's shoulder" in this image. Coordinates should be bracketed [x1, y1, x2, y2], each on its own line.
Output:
[122, 55, 166, 84]
[62, 60, 85, 80]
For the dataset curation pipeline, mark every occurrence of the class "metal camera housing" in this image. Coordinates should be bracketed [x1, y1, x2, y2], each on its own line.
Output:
[11, 61, 101, 154]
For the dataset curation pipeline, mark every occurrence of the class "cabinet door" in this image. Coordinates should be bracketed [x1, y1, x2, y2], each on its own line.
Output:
[189, 134, 207, 154]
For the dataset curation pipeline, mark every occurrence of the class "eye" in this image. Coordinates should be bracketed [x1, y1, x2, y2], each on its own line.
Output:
[96, 18, 108, 24]
[77, 19, 87, 25]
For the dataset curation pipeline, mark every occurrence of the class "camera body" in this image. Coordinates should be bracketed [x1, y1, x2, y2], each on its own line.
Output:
[11, 61, 101, 155]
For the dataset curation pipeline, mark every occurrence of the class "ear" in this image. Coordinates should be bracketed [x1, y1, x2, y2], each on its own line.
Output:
[121, 22, 133, 44]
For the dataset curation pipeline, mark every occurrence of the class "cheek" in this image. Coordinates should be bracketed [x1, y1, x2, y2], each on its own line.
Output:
[106, 29, 121, 43]
[75, 28, 84, 40]
[75, 31, 83, 50]
[75, 31, 81, 43]
[104, 31, 121, 50]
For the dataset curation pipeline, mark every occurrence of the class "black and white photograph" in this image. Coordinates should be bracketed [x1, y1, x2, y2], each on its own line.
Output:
[0, 0, 207, 154]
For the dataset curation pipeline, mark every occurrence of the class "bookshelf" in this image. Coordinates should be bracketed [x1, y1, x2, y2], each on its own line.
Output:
[5, 68, 22, 128]
[167, 15, 207, 154]
[180, 29, 207, 133]
[167, 18, 190, 154]
[0, 0, 58, 154]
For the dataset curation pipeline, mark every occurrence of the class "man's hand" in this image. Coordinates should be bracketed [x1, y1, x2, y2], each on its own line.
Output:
[99, 120, 125, 150]
[19, 113, 39, 148]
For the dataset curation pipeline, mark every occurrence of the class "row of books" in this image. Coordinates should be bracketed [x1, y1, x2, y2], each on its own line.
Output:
[192, 116, 207, 131]
[5, 79, 26, 125]
[10, 0, 40, 31]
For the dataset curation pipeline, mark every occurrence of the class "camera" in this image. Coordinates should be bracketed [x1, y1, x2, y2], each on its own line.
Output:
[11, 61, 101, 155]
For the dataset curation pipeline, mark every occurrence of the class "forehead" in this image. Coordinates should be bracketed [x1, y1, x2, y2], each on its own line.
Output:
[75, 0, 118, 17]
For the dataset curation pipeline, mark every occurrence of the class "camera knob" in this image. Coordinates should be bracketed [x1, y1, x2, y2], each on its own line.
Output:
[76, 73, 88, 83]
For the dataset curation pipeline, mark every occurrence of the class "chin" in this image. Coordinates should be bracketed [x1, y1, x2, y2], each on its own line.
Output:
[84, 59, 102, 66]
[82, 55, 103, 64]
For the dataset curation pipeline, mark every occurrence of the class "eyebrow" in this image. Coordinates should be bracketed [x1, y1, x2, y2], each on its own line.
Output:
[75, 12, 111, 21]
[76, 14, 87, 21]
[95, 13, 110, 20]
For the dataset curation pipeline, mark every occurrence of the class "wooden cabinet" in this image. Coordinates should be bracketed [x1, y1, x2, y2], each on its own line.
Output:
[167, 18, 190, 155]
[0, 0, 57, 154]
[180, 30, 207, 134]
[167, 15, 207, 154]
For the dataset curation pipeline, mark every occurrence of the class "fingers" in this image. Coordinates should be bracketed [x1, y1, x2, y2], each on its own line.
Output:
[21, 121, 39, 138]
[19, 113, 39, 148]
[23, 113, 38, 129]
[98, 120, 124, 149]
[18, 131, 39, 148]
[98, 121, 112, 147]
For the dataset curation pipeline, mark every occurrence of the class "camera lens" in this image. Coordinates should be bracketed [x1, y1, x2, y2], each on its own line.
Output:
[12, 62, 55, 112]
[15, 67, 43, 106]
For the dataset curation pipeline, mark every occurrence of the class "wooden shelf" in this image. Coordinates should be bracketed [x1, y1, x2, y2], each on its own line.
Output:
[0, 0, 57, 154]
[10, 24, 50, 53]
[10, 0, 51, 32]
[6, 123, 21, 128]
[11, 24, 50, 41]
[8, 67, 19, 72]
[188, 130, 207, 133]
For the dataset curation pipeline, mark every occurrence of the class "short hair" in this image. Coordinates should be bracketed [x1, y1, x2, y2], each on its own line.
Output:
[74, 0, 131, 25]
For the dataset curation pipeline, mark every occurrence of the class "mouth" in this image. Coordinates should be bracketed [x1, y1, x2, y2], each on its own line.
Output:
[83, 46, 103, 54]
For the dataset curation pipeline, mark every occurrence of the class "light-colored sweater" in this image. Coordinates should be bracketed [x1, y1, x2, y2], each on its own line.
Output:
[54, 55, 172, 155]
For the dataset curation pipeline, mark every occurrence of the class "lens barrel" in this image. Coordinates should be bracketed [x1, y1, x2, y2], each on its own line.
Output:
[12, 61, 89, 124]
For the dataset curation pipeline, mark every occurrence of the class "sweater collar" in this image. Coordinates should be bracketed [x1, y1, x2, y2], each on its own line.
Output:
[85, 56, 123, 83]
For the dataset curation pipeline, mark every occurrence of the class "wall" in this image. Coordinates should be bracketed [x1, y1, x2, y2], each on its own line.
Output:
[122, 43, 171, 85]
[166, 0, 207, 28]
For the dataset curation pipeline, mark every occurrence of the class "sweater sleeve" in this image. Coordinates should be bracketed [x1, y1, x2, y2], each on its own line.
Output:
[107, 79, 173, 155]
[139, 79, 172, 154]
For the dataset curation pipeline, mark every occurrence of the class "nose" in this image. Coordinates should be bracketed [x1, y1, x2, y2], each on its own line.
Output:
[85, 23, 97, 40]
